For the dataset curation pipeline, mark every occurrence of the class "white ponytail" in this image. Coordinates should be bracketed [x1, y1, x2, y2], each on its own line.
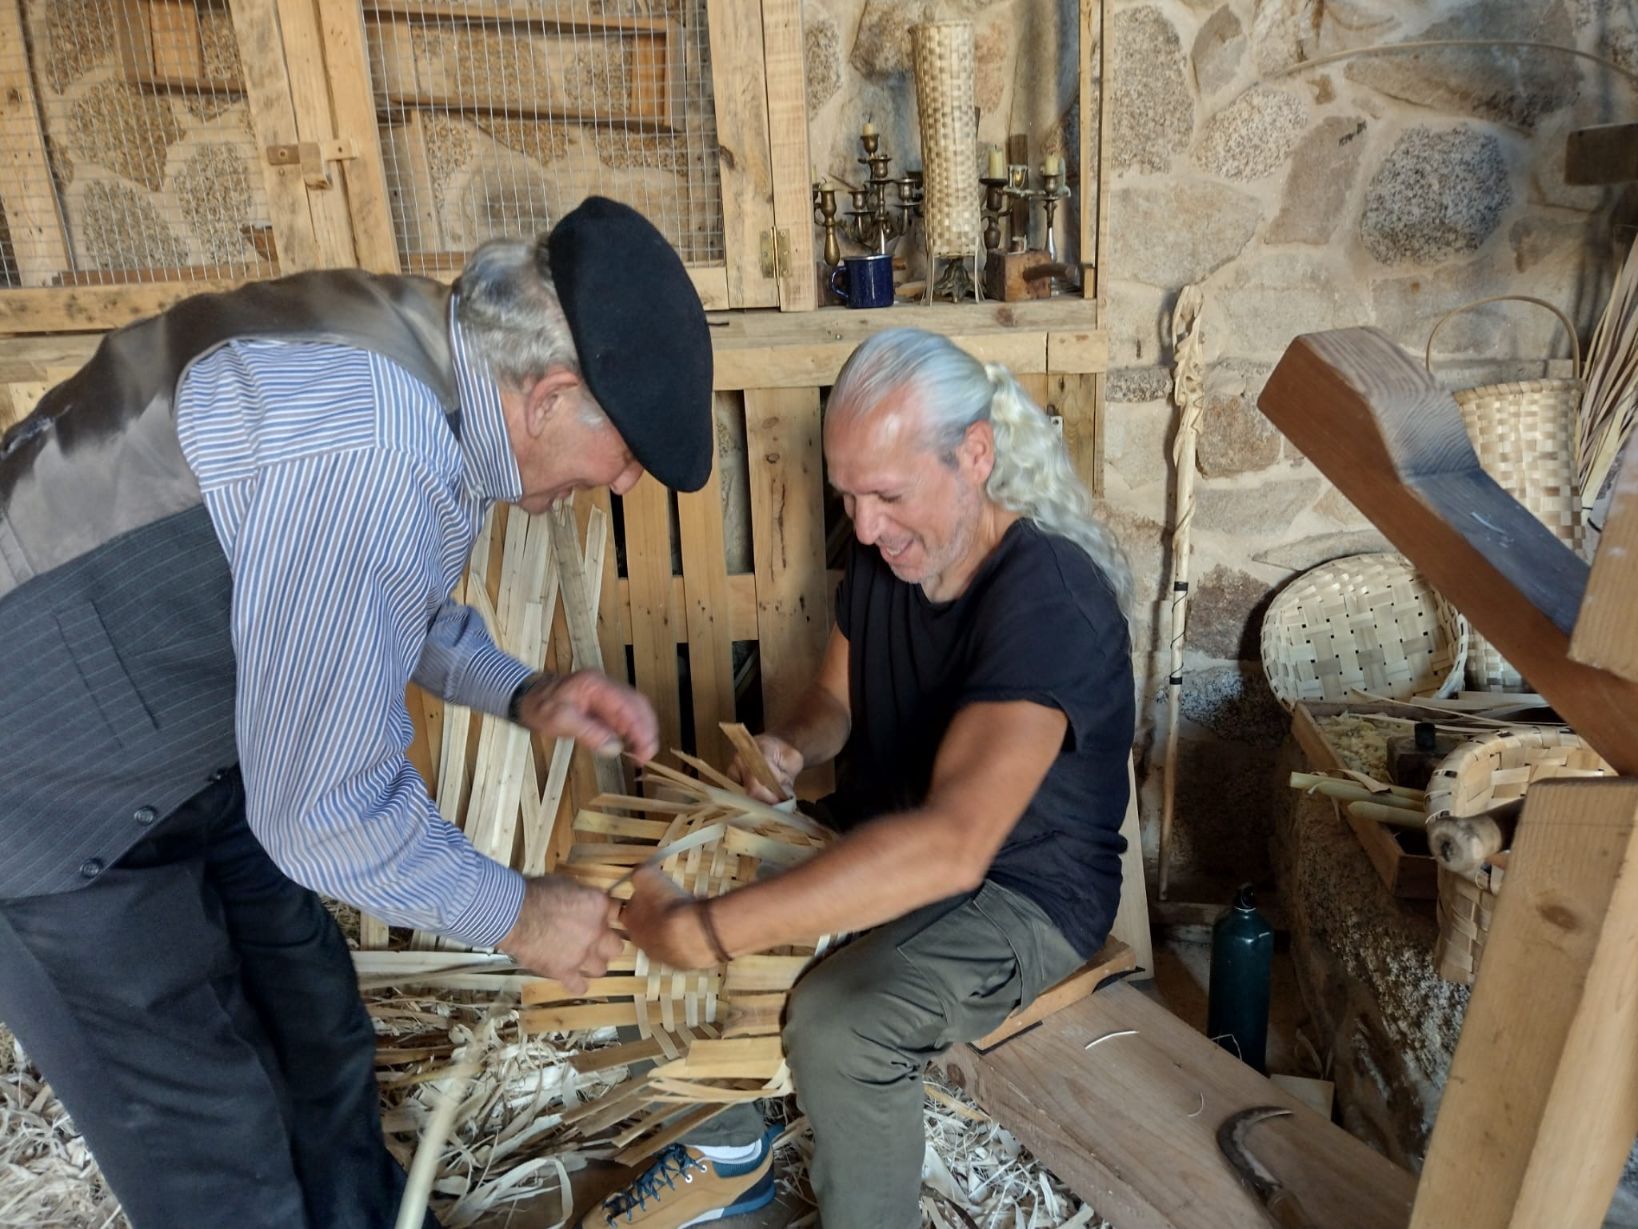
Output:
[829, 329, 1134, 618]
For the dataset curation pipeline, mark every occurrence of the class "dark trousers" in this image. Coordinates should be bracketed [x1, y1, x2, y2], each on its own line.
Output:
[0, 769, 429, 1229]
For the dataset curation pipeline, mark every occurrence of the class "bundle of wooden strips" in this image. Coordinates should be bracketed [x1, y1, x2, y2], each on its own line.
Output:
[1579, 235, 1638, 538]
[535, 749, 837, 1165]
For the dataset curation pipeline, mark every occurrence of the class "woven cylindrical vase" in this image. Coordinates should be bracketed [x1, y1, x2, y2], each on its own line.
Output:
[1427, 296, 1584, 692]
[911, 21, 980, 260]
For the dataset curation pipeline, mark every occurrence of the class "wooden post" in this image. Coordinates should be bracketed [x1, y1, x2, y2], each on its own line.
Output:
[0, 0, 70, 286]
[1411, 779, 1638, 1229]
[232, 0, 324, 272]
[758, 0, 816, 311]
[704, 0, 779, 309]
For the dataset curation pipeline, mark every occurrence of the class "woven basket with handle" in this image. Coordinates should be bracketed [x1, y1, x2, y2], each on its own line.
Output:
[1426, 295, 1584, 692]
[1423, 727, 1613, 985]
[1260, 553, 1468, 710]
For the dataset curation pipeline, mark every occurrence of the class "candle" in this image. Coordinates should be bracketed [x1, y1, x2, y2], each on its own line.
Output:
[1043, 152, 1062, 177]
[862, 121, 878, 137]
[987, 146, 1005, 179]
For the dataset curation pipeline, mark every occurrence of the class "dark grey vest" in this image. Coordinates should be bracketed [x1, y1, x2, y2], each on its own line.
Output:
[0, 270, 458, 897]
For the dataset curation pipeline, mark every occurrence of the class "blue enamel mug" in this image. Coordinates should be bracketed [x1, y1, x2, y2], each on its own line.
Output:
[830, 253, 894, 309]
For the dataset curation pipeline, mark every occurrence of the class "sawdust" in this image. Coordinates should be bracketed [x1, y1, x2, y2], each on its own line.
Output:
[590, 129, 687, 173]
[422, 115, 476, 220]
[69, 82, 182, 193]
[475, 118, 569, 168]
[197, 3, 241, 83]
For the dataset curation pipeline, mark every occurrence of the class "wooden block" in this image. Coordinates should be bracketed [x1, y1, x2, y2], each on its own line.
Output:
[942, 981, 1417, 1229]
[1565, 121, 1638, 185]
[1412, 780, 1638, 1229]
[971, 938, 1136, 1051]
[983, 249, 1053, 302]
[1270, 1074, 1335, 1119]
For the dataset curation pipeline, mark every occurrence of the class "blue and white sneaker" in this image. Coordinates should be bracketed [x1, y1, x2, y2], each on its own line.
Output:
[584, 1127, 780, 1228]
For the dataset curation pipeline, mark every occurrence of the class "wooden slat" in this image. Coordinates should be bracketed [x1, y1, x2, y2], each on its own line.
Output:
[0, 283, 254, 333]
[1568, 444, 1638, 683]
[677, 395, 739, 769]
[1109, 756, 1153, 979]
[943, 981, 1417, 1229]
[1412, 780, 1638, 1229]
[1077, 0, 1096, 299]
[231, 0, 323, 273]
[623, 474, 684, 770]
[744, 388, 829, 731]
[273, 0, 358, 267]
[972, 938, 1135, 1050]
[317, 0, 401, 273]
[1259, 329, 1638, 774]
[0, 0, 69, 286]
[758, 0, 815, 311]
[687, 265, 730, 311]
[1093, 0, 1112, 320]
[703, 0, 778, 308]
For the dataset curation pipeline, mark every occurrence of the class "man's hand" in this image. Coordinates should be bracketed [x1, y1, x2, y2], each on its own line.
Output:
[621, 865, 719, 970]
[513, 670, 660, 762]
[497, 875, 625, 991]
[729, 733, 802, 804]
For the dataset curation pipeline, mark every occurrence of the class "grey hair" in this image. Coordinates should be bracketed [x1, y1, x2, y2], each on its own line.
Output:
[827, 327, 1135, 618]
[456, 238, 606, 426]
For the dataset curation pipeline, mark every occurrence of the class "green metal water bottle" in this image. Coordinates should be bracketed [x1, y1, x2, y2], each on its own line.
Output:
[1206, 884, 1274, 1073]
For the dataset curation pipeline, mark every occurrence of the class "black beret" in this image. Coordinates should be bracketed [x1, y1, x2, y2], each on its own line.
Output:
[546, 197, 713, 492]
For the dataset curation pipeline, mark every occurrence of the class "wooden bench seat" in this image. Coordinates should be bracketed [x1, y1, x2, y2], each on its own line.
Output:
[941, 980, 1416, 1229]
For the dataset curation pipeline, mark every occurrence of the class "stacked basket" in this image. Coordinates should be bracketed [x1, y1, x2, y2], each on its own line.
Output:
[1423, 728, 1613, 984]
[1427, 296, 1584, 691]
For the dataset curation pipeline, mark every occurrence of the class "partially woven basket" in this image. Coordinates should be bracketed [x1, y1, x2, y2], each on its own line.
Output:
[1424, 728, 1613, 985]
[1260, 553, 1469, 710]
[540, 751, 836, 1164]
[1427, 296, 1584, 692]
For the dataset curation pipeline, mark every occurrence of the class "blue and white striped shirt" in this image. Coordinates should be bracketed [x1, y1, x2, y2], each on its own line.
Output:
[174, 307, 532, 947]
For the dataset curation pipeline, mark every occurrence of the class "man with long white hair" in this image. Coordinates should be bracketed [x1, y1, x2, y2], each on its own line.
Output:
[618, 327, 1136, 1229]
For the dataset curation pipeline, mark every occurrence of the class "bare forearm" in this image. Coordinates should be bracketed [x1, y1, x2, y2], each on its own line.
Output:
[770, 689, 851, 768]
[709, 811, 982, 956]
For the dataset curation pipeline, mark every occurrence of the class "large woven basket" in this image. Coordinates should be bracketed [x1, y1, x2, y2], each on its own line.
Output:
[1261, 553, 1468, 710]
[1424, 728, 1612, 985]
[911, 21, 980, 260]
[540, 752, 837, 1164]
[1427, 295, 1584, 692]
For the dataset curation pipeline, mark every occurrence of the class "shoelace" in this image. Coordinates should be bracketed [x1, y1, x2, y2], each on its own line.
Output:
[603, 1144, 711, 1224]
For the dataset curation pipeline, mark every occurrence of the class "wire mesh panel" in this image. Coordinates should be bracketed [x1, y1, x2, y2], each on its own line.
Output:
[360, 0, 725, 274]
[0, 0, 276, 288]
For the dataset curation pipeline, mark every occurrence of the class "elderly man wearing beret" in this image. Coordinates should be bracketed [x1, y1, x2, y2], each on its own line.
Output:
[0, 198, 711, 1229]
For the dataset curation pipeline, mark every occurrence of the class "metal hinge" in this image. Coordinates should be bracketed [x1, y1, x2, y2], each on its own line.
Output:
[760, 227, 792, 278]
[265, 137, 361, 190]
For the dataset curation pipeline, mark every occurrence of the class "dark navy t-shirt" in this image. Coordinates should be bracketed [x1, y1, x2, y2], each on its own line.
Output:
[827, 519, 1135, 956]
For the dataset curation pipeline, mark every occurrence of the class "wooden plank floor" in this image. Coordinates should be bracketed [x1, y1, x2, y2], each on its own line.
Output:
[942, 981, 1417, 1229]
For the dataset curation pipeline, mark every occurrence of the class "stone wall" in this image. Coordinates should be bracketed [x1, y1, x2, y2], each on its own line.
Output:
[802, 0, 1626, 894]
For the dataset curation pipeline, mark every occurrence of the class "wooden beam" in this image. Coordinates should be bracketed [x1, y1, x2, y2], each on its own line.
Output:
[0, 283, 251, 334]
[1565, 121, 1638, 186]
[1411, 779, 1638, 1229]
[942, 981, 1417, 1229]
[704, 0, 779, 308]
[1258, 329, 1638, 774]
[758, 0, 815, 310]
[1568, 444, 1638, 683]
[0, 0, 70, 286]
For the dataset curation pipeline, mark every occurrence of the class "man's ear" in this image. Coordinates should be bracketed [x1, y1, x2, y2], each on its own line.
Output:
[960, 419, 997, 484]
[523, 367, 584, 438]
